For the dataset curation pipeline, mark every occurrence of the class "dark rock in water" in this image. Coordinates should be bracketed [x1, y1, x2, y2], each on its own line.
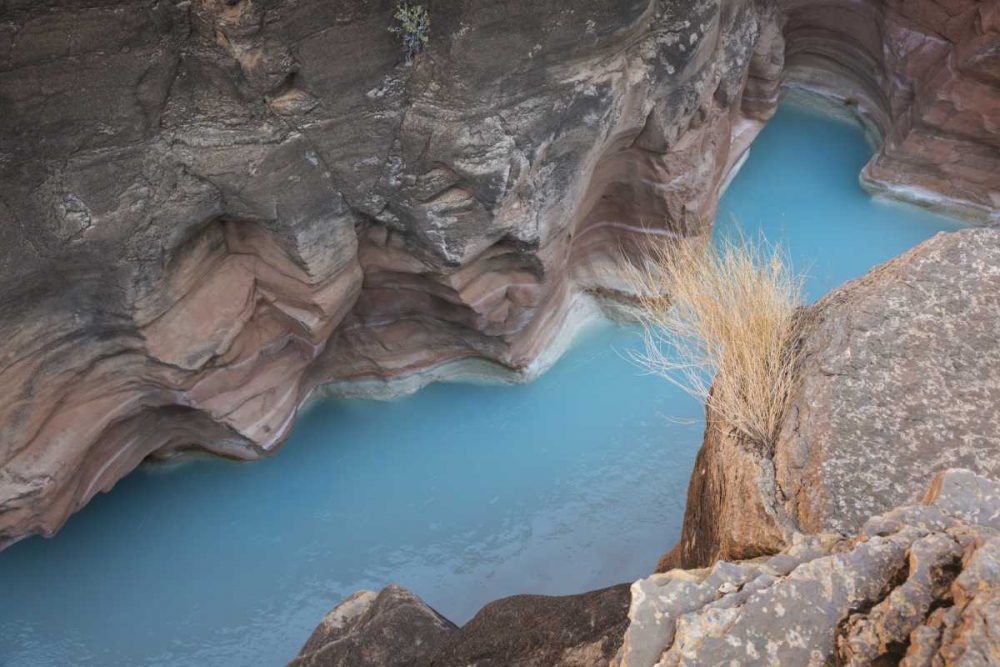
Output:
[291, 583, 631, 667]
[662, 227, 1000, 571]
[621, 469, 1000, 667]
[288, 584, 456, 667]
[429, 584, 631, 667]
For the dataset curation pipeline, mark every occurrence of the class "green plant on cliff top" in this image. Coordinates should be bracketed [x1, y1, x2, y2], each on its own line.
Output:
[388, 2, 430, 63]
[625, 227, 804, 448]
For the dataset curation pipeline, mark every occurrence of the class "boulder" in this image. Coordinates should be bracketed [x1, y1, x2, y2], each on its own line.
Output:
[620, 469, 1000, 667]
[663, 227, 1000, 570]
[290, 583, 631, 667]
[429, 584, 632, 667]
[288, 585, 456, 667]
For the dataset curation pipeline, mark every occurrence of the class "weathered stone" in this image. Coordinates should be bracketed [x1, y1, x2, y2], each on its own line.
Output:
[288, 584, 456, 667]
[291, 583, 631, 667]
[429, 584, 632, 667]
[0, 0, 784, 548]
[655, 400, 791, 571]
[776, 228, 1000, 538]
[620, 470, 1000, 667]
[663, 228, 1000, 571]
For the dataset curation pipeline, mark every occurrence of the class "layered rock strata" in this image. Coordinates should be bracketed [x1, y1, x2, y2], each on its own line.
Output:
[0, 0, 783, 547]
[619, 469, 1000, 667]
[662, 227, 1000, 571]
[780, 0, 1000, 223]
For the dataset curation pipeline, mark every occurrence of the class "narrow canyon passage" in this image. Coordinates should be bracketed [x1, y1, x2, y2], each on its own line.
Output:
[0, 102, 967, 667]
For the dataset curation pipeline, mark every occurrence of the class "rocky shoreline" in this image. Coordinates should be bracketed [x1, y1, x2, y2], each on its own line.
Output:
[290, 468, 1000, 667]
[290, 227, 1000, 667]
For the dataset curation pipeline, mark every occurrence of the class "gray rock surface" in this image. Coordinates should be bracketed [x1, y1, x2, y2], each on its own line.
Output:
[0, 0, 783, 548]
[619, 469, 1000, 667]
[777, 227, 1000, 536]
[661, 227, 1000, 570]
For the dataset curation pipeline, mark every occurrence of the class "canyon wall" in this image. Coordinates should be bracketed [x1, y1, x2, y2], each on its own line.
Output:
[0, 0, 782, 548]
[2, 0, 998, 550]
[781, 0, 1000, 223]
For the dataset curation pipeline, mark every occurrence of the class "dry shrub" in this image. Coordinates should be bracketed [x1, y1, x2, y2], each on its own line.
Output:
[626, 228, 804, 448]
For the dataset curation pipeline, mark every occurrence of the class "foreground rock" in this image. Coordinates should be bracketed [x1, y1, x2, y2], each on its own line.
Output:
[0, 0, 784, 548]
[289, 585, 456, 667]
[620, 469, 1000, 666]
[290, 584, 631, 667]
[781, 0, 1000, 224]
[663, 227, 1000, 570]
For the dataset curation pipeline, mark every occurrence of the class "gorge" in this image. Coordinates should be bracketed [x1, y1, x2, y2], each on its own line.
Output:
[0, 102, 974, 667]
[1, 0, 999, 665]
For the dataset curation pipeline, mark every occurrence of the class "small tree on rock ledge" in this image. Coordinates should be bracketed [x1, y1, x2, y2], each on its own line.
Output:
[388, 2, 430, 63]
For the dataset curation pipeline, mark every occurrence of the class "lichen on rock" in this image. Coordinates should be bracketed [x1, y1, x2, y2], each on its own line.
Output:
[661, 227, 1000, 572]
[619, 469, 1000, 667]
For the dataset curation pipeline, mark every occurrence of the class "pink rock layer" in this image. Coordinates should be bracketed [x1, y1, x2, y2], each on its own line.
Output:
[1, 0, 998, 551]
[0, 0, 782, 548]
[780, 0, 1000, 223]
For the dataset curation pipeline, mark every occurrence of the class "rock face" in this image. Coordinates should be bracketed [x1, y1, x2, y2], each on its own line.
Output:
[620, 469, 1000, 667]
[0, 0, 784, 547]
[780, 0, 1000, 224]
[662, 227, 1000, 571]
[290, 583, 632, 667]
[289, 585, 457, 667]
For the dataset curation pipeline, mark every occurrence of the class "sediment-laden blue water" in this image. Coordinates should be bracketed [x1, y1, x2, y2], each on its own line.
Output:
[0, 102, 966, 667]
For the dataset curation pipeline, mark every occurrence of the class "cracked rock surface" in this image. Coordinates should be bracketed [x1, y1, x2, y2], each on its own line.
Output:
[618, 468, 1000, 667]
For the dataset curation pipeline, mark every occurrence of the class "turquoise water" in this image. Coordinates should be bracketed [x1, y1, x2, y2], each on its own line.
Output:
[718, 106, 965, 301]
[0, 103, 965, 667]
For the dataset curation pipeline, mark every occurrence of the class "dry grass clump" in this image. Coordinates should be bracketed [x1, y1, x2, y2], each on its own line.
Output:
[626, 229, 804, 448]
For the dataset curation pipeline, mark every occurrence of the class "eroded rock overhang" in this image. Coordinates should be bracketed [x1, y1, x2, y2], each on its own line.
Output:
[0, 0, 783, 547]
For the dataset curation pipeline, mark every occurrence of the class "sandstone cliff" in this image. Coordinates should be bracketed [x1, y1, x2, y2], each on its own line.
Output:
[781, 0, 1000, 223]
[0, 0, 783, 547]
[2, 0, 999, 550]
